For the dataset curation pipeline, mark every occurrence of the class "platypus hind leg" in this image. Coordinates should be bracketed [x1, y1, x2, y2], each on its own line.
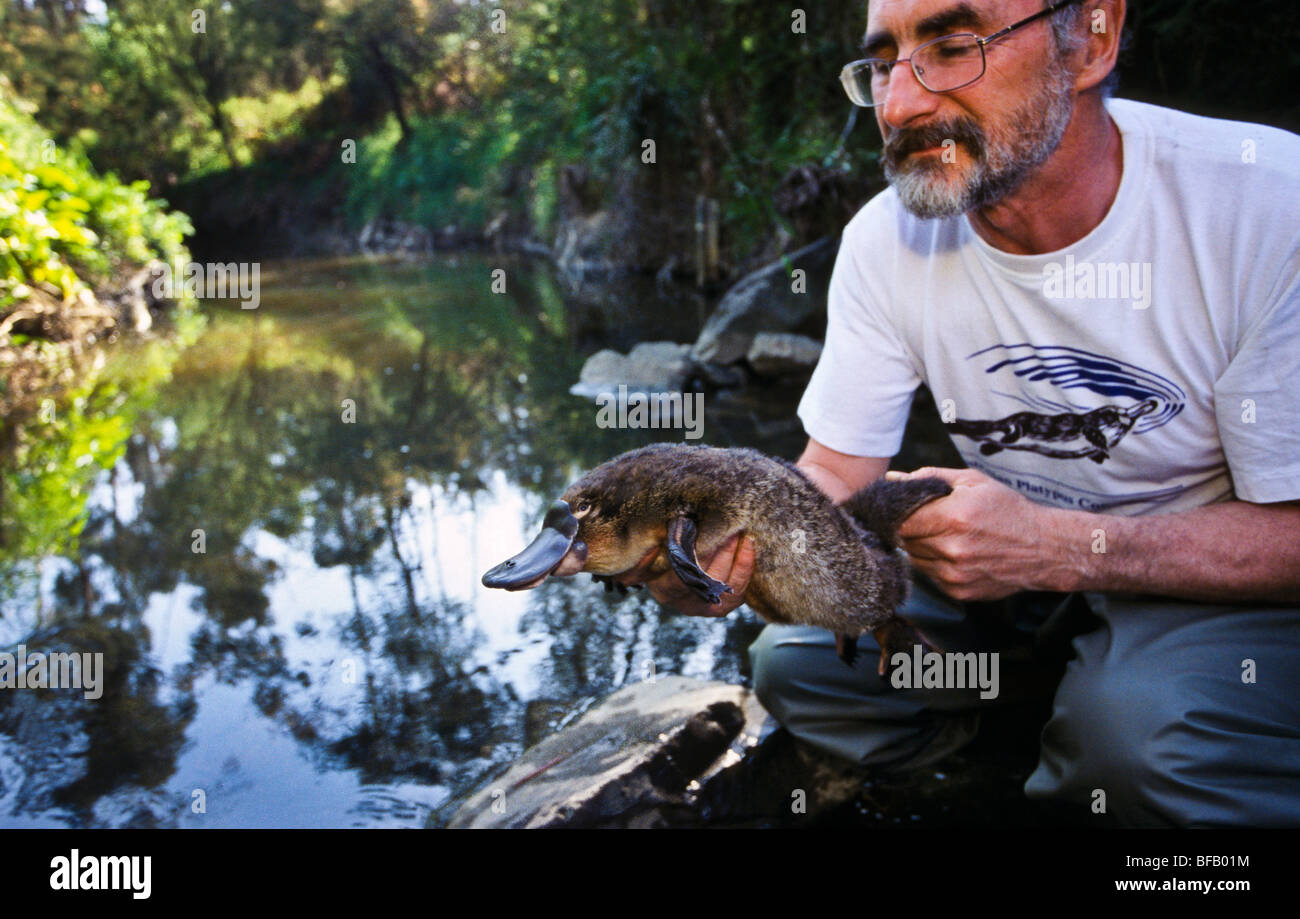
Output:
[666, 516, 734, 605]
[872, 617, 940, 677]
[834, 633, 859, 667]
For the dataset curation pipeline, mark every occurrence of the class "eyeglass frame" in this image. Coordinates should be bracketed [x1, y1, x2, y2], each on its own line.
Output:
[840, 0, 1085, 107]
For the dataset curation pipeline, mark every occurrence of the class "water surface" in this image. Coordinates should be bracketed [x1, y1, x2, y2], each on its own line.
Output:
[0, 253, 837, 828]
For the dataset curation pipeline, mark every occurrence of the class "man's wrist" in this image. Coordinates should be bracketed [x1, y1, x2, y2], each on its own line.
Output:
[795, 459, 855, 504]
[1031, 505, 1111, 593]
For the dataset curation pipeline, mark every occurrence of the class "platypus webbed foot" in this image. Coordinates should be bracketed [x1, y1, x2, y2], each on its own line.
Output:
[872, 617, 940, 678]
[665, 516, 733, 605]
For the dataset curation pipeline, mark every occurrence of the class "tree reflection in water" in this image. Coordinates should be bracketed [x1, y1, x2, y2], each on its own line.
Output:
[0, 254, 840, 827]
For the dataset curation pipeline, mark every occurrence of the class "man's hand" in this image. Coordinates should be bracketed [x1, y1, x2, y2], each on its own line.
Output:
[616, 533, 756, 617]
[890, 466, 1300, 605]
[888, 466, 1077, 601]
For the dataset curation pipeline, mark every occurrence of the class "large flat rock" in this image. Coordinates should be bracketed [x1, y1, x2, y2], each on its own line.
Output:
[446, 676, 774, 828]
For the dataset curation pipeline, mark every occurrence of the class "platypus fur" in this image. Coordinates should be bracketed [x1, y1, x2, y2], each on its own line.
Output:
[481, 444, 951, 675]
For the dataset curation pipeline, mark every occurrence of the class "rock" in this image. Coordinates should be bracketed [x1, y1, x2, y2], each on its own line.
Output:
[552, 164, 694, 277]
[398, 225, 432, 254]
[691, 360, 749, 389]
[554, 210, 623, 278]
[445, 676, 775, 828]
[570, 341, 694, 399]
[691, 235, 839, 366]
[91, 259, 171, 337]
[359, 218, 436, 255]
[746, 332, 823, 378]
[626, 342, 694, 386]
[575, 348, 627, 387]
[523, 699, 572, 748]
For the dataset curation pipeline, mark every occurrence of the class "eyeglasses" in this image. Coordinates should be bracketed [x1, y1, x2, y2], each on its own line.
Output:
[840, 0, 1082, 107]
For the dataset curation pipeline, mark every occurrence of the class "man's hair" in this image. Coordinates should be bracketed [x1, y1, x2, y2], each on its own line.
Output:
[1048, 1, 1122, 98]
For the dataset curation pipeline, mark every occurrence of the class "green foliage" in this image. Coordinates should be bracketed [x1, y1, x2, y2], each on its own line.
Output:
[1, 379, 133, 564]
[2, 0, 1295, 264]
[1123, 0, 1300, 115]
[344, 109, 522, 230]
[0, 313, 200, 594]
[0, 91, 192, 311]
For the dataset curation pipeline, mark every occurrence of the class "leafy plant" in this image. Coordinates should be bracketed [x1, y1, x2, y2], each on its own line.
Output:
[0, 91, 191, 312]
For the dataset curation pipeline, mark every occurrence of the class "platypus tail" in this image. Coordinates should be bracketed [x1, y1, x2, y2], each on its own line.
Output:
[841, 476, 952, 552]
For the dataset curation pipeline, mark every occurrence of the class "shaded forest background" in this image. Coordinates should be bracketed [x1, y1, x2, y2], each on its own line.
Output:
[4, 0, 1298, 275]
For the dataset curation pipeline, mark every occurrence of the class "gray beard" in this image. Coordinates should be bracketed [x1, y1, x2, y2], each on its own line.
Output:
[884, 63, 1076, 219]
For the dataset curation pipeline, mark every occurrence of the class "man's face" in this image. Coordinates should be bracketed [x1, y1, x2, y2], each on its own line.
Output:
[864, 0, 1078, 218]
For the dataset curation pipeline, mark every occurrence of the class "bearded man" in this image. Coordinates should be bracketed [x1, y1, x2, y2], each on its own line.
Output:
[629, 0, 1300, 826]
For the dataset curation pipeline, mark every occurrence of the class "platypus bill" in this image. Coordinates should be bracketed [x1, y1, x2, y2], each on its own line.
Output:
[482, 444, 951, 676]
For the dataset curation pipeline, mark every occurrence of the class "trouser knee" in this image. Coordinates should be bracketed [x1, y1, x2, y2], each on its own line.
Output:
[749, 624, 981, 768]
[1027, 596, 1300, 827]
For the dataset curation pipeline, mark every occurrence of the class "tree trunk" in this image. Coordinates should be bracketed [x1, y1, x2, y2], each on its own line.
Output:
[368, 39, 411, 143]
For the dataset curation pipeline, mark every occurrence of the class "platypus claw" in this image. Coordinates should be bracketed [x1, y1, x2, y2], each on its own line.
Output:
[872, 618, 941, 678]
[591, 574, 629, 595]
[666, 516, 734, 606]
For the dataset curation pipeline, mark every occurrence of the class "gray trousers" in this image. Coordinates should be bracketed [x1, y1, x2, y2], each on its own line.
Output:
[747, 578, 1300, 827]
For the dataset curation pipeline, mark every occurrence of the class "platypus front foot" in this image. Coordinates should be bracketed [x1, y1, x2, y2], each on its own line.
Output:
[591, 574, 630, 595]
[665, 516, 733, 605]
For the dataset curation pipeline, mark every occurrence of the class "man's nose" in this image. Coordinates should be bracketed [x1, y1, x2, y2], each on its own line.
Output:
[880, 59, 941, 129]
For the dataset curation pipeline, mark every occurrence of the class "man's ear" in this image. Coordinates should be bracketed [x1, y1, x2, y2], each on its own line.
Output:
[1074, 0, 1125, 93]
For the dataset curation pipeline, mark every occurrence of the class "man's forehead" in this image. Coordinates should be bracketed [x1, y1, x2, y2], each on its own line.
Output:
[863, 0, 1042, 49]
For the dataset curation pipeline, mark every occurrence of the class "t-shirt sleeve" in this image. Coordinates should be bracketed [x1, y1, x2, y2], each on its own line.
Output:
[797, 217, 922, 457]
[1214, 249, 1300, 503]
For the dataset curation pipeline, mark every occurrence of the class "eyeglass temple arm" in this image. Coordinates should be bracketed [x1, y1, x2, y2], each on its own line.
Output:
[977, 0, 1083, 49]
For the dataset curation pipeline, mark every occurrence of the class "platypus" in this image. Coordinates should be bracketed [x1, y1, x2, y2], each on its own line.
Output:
[481, 444, 951, 675]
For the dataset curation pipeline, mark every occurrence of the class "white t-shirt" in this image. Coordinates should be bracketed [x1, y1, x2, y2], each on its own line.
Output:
[799, 98, 1300, 516]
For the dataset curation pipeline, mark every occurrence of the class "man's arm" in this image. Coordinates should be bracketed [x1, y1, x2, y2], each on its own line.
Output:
[895, 467, 1300, 605]
[1070, 498, 1300, 603]
[794, 438, 891, 503]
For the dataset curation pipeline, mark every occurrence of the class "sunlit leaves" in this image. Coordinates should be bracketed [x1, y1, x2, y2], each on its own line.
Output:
[0, 97, 192, 312]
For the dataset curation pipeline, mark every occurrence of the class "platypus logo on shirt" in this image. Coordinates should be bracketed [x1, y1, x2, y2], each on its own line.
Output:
[948, 344, 1186, 465]
[951, 400, 1157, 464]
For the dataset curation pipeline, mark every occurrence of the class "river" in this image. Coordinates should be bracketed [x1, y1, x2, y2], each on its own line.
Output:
[0, 252, 864, 828]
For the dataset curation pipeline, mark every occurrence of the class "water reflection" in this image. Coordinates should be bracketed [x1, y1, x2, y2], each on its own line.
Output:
[0, 254, 839, 828]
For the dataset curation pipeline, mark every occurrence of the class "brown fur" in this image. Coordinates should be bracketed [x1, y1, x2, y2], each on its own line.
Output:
[559, 444, 951, 668]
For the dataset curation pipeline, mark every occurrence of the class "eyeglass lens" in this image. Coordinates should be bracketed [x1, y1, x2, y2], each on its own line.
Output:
[845, 34, 986, 106]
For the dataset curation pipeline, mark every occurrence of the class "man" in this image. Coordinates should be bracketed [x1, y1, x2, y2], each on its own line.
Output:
[623, 0, 1300, 826]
